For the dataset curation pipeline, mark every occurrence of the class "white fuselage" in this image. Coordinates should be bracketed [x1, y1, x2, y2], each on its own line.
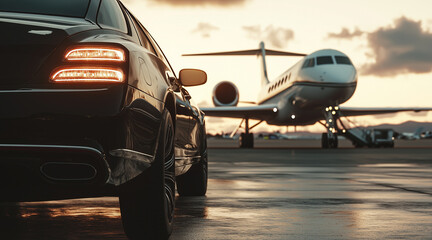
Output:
[258, 49, 358, 126]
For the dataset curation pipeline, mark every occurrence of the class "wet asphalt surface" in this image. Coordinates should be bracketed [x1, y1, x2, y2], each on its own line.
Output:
[1, 148, 432, 239]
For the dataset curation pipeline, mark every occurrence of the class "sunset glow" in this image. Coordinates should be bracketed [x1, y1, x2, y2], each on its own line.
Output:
[123, 0, 432, 133]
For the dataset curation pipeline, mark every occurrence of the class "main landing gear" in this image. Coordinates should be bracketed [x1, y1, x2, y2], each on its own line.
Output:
[233, 118, 263, 148]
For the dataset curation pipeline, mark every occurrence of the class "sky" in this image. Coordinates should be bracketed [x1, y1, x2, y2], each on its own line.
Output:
[122, 0, 432, 134]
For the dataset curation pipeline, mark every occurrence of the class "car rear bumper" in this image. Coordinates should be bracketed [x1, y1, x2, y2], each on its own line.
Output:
[0, 143, 159, 202]
[0, 85, 163, 201]
[0, 143, 116, 201]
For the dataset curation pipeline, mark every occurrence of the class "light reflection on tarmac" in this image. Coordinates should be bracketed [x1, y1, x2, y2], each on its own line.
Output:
[1, 148, 432, 239]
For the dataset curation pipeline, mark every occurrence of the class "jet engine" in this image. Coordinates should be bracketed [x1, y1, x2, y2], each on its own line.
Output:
[212, 81, 239, 106]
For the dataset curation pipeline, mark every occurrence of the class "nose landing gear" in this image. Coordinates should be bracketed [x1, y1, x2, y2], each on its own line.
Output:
[321, 106, 340, 149]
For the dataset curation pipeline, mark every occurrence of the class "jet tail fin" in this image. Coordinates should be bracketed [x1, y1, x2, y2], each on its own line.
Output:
[258, 42, 269, 86]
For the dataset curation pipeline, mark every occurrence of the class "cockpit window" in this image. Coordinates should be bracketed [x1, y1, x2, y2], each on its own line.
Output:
[302, 58, 315, 68]
[316, 56, 334, 65]
[335, 56, 353, 65]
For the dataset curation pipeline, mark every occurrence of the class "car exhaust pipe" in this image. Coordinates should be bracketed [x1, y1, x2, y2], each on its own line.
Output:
[40, 162, 97, 181]
[0, 144, 109, 184]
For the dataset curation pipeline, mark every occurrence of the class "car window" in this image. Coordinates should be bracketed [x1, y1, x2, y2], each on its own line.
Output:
[144, 29, 176, 75]
[128, 14, 157, 55]
[97, 0, 128, 33]
[0, 0, 90, 18]
[122, 7, 177, 78]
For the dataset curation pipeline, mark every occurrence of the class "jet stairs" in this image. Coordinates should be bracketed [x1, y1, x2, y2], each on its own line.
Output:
[337, 116, 394, 148]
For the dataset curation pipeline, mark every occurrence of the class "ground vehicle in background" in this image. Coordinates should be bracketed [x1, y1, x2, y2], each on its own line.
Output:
[421, 130, 432, 139]
[0, 0, 208, 239]
[342, 128, 394, 148]
[367, 128, 395, 148]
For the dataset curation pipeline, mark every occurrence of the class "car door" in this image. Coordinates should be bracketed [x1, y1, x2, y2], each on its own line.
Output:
[174, 88, 195, 157]
[133, 19, 200, 166]
[181, 87, 203, 152]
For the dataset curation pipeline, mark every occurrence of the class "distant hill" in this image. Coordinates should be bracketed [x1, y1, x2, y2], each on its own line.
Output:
[362, 121, 432, 133]
[207, 121, 432, 138]
[258, 121, 432, 136]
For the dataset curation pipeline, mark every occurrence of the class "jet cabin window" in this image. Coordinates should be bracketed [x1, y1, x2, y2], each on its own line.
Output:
[335, 56, 353, 65]
[316, 56, 334, 65]
[302, 58, 315, 68]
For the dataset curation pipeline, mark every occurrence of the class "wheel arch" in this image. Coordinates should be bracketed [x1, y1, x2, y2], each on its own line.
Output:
[163, 90, 176, 129]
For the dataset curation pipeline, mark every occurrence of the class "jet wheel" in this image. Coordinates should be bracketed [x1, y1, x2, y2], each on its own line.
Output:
[322, 133, 338, 148]
[240, 133, 254, 148]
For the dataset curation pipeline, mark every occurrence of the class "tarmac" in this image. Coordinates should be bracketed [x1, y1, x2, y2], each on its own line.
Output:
[1, 140, 432, 239]
[208, 138, 432, 148]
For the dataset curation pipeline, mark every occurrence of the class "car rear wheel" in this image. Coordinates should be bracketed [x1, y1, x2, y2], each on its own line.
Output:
[119, 109, 175, 239]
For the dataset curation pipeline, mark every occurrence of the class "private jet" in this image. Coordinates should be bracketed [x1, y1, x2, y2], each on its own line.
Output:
[184, 42, 432, 148]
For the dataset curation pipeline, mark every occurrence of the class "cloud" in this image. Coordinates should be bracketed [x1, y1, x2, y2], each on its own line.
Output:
[206, 117, 225, 123]
[198, 100, 211, 107]
[192, 22, 219, 38]
[371, 113, 401, 120]
[148, 0, 248, 7]
[362, 17, 432, 76]
[406, 111, 428, 117]
[242, 25, 294, 48]
[328, 27, 364, 39]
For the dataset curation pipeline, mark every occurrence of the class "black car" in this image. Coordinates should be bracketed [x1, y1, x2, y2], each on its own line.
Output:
[0, 0, 208, 239]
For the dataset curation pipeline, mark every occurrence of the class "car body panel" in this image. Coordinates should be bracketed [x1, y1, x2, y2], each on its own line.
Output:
[0, 0, 206, 201]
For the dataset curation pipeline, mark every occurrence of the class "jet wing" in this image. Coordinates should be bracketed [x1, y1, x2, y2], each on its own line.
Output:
[201, 105, 278, 120]
[340, 106, 432, 117]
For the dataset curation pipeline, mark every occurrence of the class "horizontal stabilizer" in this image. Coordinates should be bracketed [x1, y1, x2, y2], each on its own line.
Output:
[183, 49, 306, 57]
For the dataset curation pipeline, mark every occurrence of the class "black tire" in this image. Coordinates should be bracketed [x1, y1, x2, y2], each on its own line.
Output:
[119, 109, 175, 240]
[354, 142, 363, 148]
[177, 149, 208, 196]
[321, 133, 329, 149]
[240, 133, 254, 148]
[329, 136, 338, 148]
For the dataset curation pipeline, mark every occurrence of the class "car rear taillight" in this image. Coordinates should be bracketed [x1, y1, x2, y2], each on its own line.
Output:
[65, 47, 125, 62]
[51, 68, 124, 83]
[51, 46, 127, 83]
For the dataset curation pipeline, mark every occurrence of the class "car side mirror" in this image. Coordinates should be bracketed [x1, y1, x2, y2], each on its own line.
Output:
[178, 69, 207, 87]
